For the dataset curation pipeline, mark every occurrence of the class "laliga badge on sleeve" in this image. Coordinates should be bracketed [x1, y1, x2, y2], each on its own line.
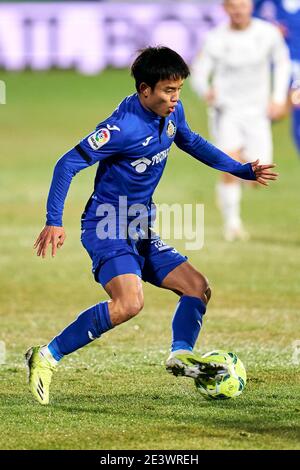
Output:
[88, 128, 111, 150]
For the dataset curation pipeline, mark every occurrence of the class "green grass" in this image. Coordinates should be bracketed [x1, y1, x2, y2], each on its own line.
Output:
[0, 69, 299, 450]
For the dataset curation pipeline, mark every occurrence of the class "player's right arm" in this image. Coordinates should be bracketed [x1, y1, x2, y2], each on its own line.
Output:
[174, 102, 278, 185]
[34, 123, 123, 258]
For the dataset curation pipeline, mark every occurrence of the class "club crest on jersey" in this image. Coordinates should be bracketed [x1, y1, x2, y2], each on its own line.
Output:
[166, 120, 176, 138]
[88, 128, 110, 150]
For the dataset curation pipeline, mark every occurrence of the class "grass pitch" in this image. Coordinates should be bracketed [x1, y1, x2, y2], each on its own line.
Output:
[0, 69, 299, 450]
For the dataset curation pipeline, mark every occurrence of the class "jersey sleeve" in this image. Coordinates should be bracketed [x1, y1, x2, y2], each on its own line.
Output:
[46, 119, 124, 226]
[75, 119, 124, 165]
[174, 102, 256, 181]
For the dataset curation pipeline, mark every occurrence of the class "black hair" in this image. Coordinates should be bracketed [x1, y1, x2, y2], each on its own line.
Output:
[131, 46, 190, 92]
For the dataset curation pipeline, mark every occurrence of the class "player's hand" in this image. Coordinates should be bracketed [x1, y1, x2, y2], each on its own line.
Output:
[33, 225, 66, 258]
[268, 101, 287, 121]
[251, 159, 279, 187]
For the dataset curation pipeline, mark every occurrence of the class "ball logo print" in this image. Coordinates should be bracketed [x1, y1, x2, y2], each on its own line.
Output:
[194, 350, 247, 400]
[88, 128, 110, 150]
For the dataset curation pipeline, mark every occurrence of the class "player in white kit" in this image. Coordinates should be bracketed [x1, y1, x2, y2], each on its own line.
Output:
[191, 0, 291, 241]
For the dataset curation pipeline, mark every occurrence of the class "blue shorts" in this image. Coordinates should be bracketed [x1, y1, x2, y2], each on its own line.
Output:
[81, 227, 187, 288]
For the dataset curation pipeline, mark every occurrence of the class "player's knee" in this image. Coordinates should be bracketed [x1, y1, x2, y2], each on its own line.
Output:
[127, 297, 144, 318]
[197, 276, 211, 304]
[205, 285, 212, 304]
[182, 274, 211, 304]
[118, 295, 144, 321]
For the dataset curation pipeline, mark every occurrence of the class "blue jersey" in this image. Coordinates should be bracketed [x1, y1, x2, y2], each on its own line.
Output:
[254, 0, 300, 62]
[46, 93, 255, 227]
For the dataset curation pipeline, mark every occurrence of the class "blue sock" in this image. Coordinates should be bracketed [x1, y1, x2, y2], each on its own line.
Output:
[292, 106, 300, 154]
[171, 295, 206, 352]
[48, 301, 113, 361]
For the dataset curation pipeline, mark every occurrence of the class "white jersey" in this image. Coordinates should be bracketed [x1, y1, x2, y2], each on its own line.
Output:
[191, 18, 291, 115]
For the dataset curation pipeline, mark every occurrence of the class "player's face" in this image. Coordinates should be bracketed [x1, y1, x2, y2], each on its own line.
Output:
[224, 0, 253, 29]
[141, 78, 184, 117]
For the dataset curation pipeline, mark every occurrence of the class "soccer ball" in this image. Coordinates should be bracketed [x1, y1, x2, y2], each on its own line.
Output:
[195, 350, 246, 400]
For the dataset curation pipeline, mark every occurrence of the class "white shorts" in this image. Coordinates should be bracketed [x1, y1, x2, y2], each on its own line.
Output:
[209, 108, 273, 164]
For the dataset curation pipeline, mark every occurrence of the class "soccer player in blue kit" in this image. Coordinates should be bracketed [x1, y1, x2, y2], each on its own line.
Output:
[27, 46, 278, 405]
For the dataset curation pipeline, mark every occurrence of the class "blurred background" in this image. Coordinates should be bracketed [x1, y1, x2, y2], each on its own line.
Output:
[0, 0, 226, 74]
[0, 0, 299, 450]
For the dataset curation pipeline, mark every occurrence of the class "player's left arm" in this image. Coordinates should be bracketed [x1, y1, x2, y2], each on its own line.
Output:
[34, 120, 124, 257]
[269, 25, 292, 120]
[174, 103, 278, 186]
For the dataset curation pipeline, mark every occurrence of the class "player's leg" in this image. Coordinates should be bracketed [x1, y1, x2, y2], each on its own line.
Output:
[26, 236, 144, 405]
[161, 261, 209, 349]
[140, 236, 227, 379]
[216, 151, 246, 242]
[25, 272, 143, 405]
[104, 273, 144, 326]
[45, 271, 143, 358]
[161, 261, 227, 378]
[160, 259, 210, 300]
[210, 110, 245, 241]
